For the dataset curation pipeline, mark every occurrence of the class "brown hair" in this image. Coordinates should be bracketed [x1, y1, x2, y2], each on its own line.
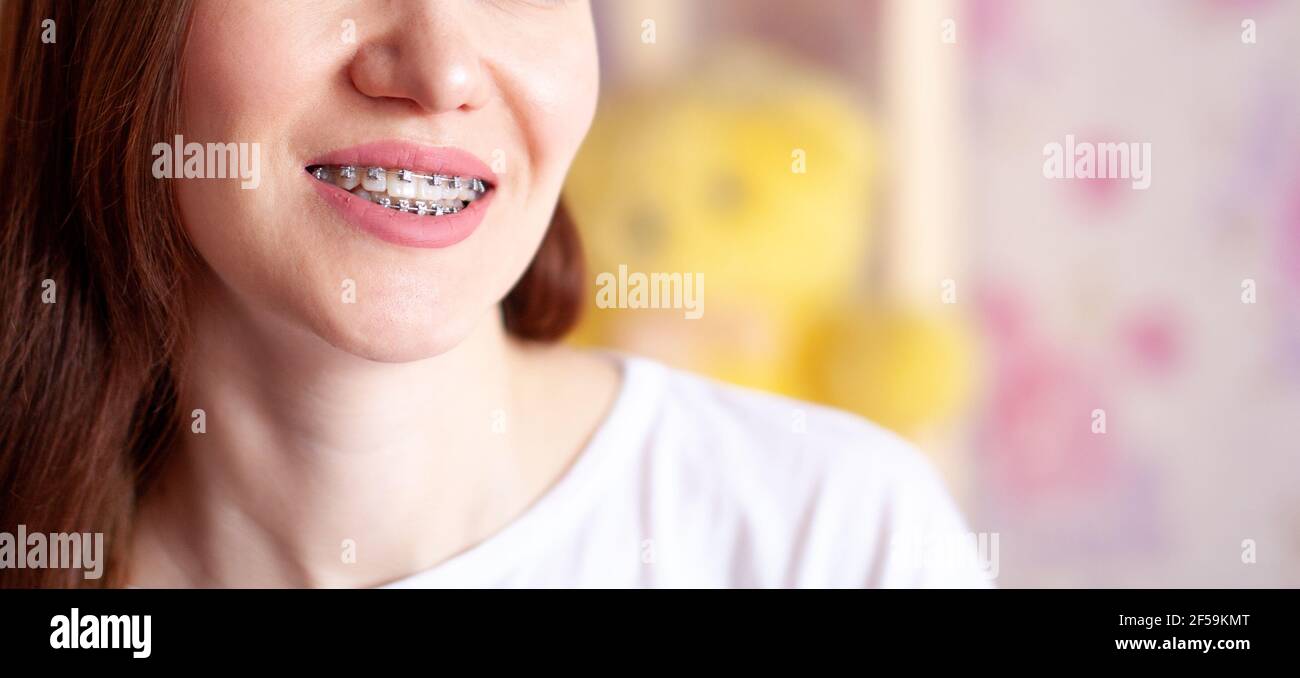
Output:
[0, 0, 584, 587]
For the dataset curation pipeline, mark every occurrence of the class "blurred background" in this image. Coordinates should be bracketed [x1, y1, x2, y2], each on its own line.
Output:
[564, 0, 1300, 587]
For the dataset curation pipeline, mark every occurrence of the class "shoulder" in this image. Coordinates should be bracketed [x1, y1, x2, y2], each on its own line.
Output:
[618, 355, 991, 587]
[631, 354, 939, 493]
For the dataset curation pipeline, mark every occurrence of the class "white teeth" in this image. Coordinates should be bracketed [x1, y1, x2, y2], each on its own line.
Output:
[362, 167, 387, 192]
[311, 164, 487, 217]
[387, 172, 417, 199]
[353, 187, 471, 216]
[417, 178, 441, 201]
[335, 166, 360, 190]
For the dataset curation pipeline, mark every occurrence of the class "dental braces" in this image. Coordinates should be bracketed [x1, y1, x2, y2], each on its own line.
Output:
[374, 196, 462, 216]
[314, 165, 487, 192]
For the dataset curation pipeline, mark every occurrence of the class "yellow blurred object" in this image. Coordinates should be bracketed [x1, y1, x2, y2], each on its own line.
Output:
[567, 45, 875, 306]
[566, 43, 875, 396]
[806, 307, 975, 434]
[565, 42, 974, 435]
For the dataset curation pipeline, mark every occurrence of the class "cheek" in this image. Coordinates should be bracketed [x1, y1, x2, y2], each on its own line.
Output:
[186, 11, 276, 139]
[178, 4, 294, 275]
[531, 61, 599, 164]
[497, 21, 600, 192]
[463, 22, 598, 320]
[184, 1, 330, 129]
[177, 2, 339, 321]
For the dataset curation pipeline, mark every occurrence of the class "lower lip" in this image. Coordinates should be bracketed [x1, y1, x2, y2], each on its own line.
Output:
[309, 176, 492, 248]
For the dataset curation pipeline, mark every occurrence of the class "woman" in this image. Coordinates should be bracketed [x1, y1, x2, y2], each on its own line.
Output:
[0, 0, 987, 587]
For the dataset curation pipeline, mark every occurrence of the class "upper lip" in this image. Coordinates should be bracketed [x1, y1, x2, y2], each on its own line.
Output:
[305, 140, 498, 186]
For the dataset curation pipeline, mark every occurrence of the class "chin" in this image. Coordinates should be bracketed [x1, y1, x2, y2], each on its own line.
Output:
[256, 249, 488, 361]
[317, 303, 486, 361]
[301, 271, 486, 361]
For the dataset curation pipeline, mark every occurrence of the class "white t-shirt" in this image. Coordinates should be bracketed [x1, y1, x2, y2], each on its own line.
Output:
[383, 355, 992, 588]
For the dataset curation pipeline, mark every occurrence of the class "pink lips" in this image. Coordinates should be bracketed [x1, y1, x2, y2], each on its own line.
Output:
[306, 141, 497, 249]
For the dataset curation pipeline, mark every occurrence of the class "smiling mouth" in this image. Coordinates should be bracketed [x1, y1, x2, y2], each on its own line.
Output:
[305, 164, 491, 216]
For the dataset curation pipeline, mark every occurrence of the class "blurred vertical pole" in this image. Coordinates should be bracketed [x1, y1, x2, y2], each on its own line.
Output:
[881, 0, 962, 306]
[881, 0, 971, 492]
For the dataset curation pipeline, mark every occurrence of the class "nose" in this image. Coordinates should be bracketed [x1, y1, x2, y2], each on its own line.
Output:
[347, 5, 490, 114]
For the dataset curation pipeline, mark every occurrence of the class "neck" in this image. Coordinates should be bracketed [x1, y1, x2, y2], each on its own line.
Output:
[131, 279, 612, 587]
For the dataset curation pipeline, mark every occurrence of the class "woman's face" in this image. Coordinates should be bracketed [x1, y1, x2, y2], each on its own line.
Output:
[178, 0, 598, 361]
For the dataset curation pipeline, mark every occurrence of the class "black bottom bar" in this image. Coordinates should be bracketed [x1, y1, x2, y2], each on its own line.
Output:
[0, 588, 1289, 666]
